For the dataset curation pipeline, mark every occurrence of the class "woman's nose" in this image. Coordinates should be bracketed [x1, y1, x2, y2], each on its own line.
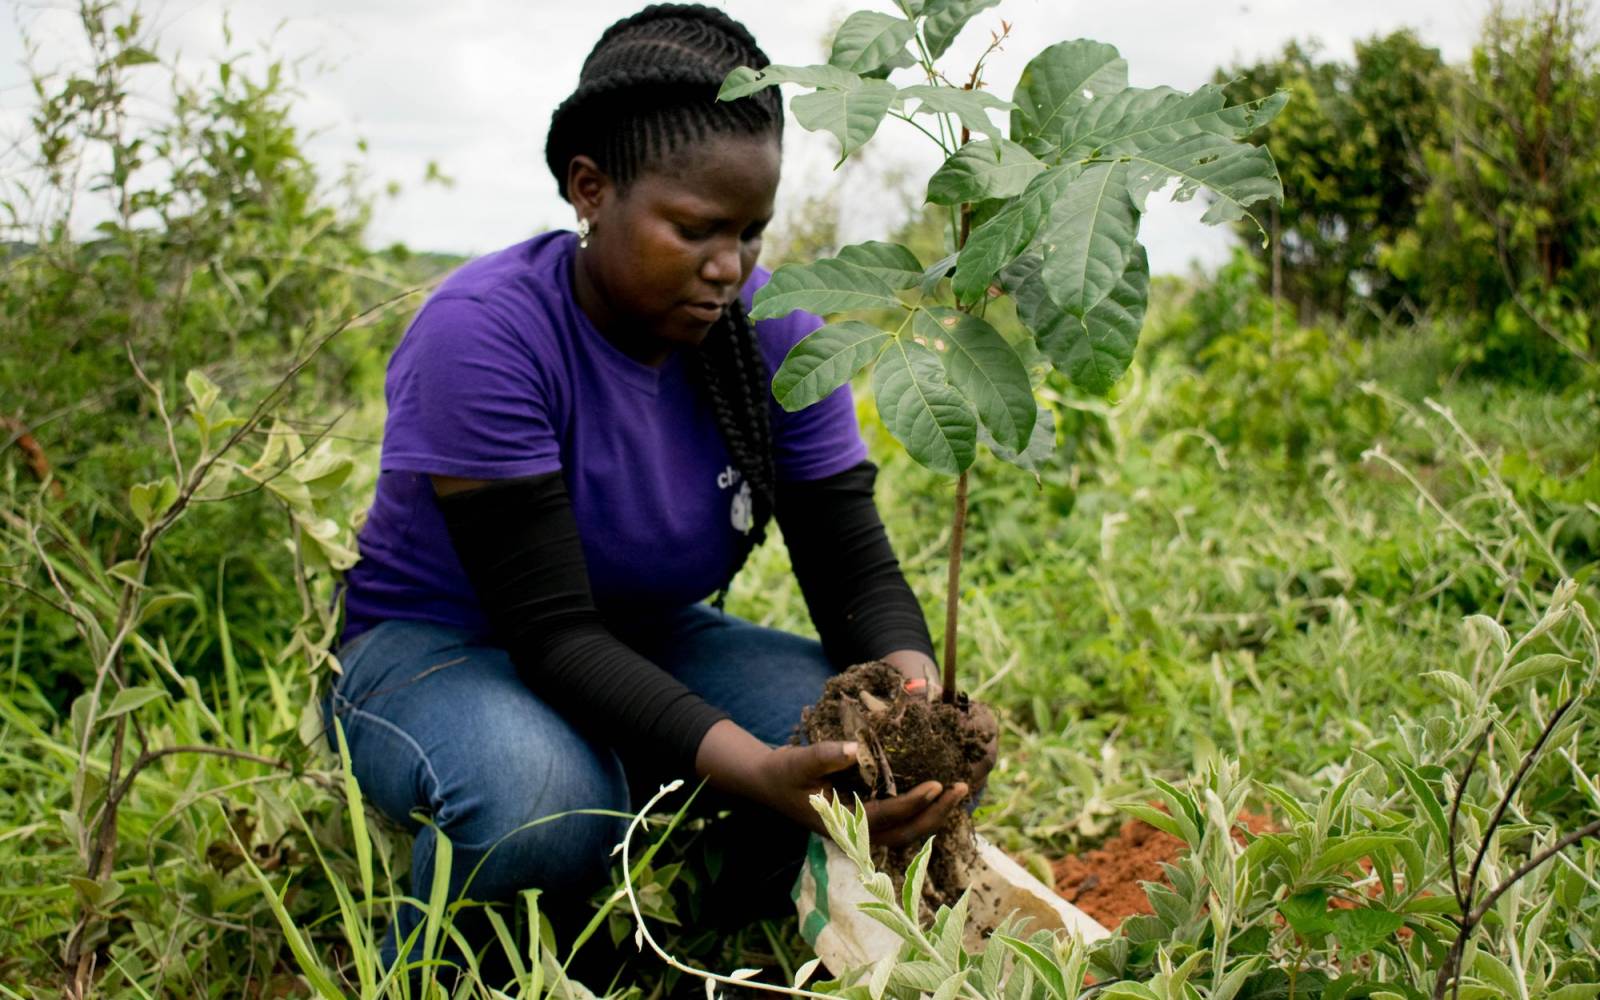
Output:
[701, 238, 742, 287]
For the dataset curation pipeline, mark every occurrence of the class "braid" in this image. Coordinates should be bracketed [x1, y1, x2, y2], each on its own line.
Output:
[545, 4, 783, 197]
[547, 5, 783, 596]
[689, 300, 777, 594]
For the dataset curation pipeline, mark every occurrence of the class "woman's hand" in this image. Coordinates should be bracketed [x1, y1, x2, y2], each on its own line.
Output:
[695, 720, 969, 847]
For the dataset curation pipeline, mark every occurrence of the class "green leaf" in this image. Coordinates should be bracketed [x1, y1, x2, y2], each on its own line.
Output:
[902, 837, 932, 919]
[719, 63, 862, 100]
[1329, 906, 1404, 957]
[128, 476, 178, 527]
[1016, 244, 1148, 394]
[931, 969, 968, 1000]
[889, 962, 950, 993]
[921, 0, 1003, 59]
[137, 590, 195, 625]
[1313, 833, 1409, 873]
[1010, 40, 1128, 147]
[185, 369, 220, 415]
[836, 240, 925, 289]
[915, 307, 1033, 451]
[772, 321, 889, 411]
[925, 138, 1045, 205]
[751, 258, 904, 320]
[995, 934, 1069, 1000]
[116, 46, 159, 67]
[872, 337, 976, 474]
[1116, 801, 1185, 840]
[900, 84, 1013, 145]
[792, 79, 898, 159]
[1422, 670, 1478, 705]
[1501, 652, 1577, 686]
[1061, 85, 1288, 159]
[829, 11, 917, 75]
[981, 396, 1054, 472]
[1037, 160, 1141, 314]
[953, 163, 1082, 305]
[101, 685, 167, 721]
[1124, 132, 1282, 230]
[1279, 889, 1334, 937]
[868, 953, 895, 1000]
[1396, 760, 1450, 852]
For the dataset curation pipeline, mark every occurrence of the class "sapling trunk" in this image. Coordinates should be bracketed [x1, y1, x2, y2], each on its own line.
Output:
[941, 470, 969, 703]
[940, 166, 976, 706]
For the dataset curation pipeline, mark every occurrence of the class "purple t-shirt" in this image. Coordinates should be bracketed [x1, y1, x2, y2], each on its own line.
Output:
[342, 231, 868, 639]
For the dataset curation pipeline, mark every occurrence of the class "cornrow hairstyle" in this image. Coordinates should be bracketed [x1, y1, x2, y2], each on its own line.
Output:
[545, 4, 783, 601]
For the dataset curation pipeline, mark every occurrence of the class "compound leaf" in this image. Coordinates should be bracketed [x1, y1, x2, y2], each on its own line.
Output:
[900, 83, 1013, 145]
[719, 63, 862, 100]
[926, 138, 1045, 205]
[751, 258, 904, 320]
[1125, 132, 1283, 231]
[921, 0, 1003, 59]
[1062, 84, 1287, 158]
[915, 307, 1033, 451]
[772, 321, 889, 411]
[1036, 160, 1141, 314]
[792, 79, 899, 159]
[1015, 244, 1148, 395]
[872, 337, 976, 474]
[836, 240, 924, 289]
[1011, 40, 1127, 147]
[829, 11, 917, 75]
[953, 163, 1081, 305]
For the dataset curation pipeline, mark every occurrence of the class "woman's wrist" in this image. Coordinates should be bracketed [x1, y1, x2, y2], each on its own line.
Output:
[880, 649, 941, 696]
[693, 718, 772, 801]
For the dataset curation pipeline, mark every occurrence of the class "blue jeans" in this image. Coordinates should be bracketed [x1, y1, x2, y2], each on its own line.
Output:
[322, 604, 837, 965]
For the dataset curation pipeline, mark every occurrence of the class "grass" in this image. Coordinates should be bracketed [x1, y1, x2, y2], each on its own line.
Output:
[1, 300, 1596, 995]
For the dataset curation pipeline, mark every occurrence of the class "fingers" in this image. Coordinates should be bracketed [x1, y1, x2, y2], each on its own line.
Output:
[791, 740, 862, 781]
[865, 780, 970, 848]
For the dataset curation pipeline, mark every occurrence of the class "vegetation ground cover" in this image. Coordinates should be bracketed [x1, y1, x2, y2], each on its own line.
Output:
[2, 2, 1597, 998]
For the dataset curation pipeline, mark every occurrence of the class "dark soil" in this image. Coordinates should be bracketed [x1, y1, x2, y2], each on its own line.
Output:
[800, 660, 996, 907]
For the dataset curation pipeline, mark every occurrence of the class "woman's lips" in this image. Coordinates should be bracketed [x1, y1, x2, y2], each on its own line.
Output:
[682, 301, 726, 324]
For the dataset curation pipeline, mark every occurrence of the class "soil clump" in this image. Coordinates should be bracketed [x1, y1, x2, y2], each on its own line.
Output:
[800, 661, 996, 907]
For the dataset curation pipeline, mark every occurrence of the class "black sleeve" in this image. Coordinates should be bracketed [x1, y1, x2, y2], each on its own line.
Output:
[774, 460, 937, 666]
[435, 473, 728, 769]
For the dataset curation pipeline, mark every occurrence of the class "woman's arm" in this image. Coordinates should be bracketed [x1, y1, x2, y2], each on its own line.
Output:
[773, 460, 937, 666]
[434, 471, 968, 843]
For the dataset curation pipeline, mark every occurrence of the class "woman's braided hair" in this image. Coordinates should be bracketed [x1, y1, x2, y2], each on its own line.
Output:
[545, 4, 784, 598]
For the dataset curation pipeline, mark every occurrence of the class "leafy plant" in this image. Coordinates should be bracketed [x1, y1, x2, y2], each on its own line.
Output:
[720, 0, 1285, 697]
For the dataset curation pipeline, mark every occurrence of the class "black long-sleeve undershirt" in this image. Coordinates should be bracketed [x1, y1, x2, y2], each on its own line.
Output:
[435, 460, 934, 771]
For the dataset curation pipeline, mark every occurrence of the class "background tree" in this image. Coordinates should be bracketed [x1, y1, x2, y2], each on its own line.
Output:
[1218, 32, 1449, 325]
[1387, 0, 1600, 381]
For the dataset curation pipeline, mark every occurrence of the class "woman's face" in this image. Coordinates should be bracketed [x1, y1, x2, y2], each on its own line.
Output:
[569, 131, 781, 366]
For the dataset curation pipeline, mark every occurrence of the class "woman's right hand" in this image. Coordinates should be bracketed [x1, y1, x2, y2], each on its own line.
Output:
[696, 719, 969, 847]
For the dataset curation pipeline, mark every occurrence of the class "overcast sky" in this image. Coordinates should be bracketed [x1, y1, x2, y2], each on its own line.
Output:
[3, 0, 1492, 273]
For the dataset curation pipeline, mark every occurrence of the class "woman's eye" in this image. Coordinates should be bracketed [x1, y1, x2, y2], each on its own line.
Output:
[675, 223, 714, 241]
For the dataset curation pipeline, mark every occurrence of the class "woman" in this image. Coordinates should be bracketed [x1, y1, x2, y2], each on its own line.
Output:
[327, 3, 976, 966]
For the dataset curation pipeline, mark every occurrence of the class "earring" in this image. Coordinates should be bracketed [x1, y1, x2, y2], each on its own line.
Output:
[577, 217, 591, 249]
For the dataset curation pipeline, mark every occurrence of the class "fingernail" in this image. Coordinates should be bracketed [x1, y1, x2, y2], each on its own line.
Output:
[842, 742, 859, 757]
[924, 782, 943, 801]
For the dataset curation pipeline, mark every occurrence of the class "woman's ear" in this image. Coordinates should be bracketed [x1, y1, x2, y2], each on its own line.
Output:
[566, 155, 611, 220]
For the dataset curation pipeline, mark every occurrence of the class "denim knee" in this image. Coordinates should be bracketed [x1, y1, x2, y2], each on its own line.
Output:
[430, 740, 630, 899]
